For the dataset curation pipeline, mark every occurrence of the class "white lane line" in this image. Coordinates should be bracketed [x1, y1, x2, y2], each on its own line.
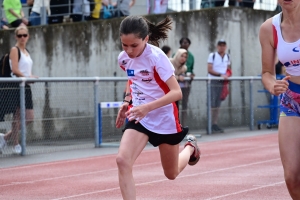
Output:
[0, 162, 161, 187]
[0, 144, 279, 187]
[0, 133, 277, 171]
[0, 142, 277, 172]
[50, 158, 280, 200]
[204, 181, 285, 200]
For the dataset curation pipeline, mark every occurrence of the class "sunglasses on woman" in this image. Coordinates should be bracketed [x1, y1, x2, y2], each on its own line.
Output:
[16, 34, 28, 38]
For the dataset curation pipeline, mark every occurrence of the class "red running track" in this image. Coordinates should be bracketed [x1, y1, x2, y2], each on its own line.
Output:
[0, 133, 291, 200]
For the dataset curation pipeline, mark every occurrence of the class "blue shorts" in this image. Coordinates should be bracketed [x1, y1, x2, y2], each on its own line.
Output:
[280, 81, 300, 117]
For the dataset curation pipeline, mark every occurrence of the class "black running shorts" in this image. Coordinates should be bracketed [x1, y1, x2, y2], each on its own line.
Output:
[123, 120, 188, 147]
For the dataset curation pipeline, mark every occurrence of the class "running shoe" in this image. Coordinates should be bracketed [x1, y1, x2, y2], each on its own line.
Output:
[184, 134, 201, 166]
[12, 144, 22, 154]
[212, 124, 224, 133]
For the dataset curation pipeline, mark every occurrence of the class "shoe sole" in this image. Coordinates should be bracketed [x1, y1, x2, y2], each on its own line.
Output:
[189, 156, 200, 166]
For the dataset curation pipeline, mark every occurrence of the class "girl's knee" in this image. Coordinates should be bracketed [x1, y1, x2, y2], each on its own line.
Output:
[164, 171, 178, 180]
[285, 171, 300, 190]
[116, 155, 132, 171]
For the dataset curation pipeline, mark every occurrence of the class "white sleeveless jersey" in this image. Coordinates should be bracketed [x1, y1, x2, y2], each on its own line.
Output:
[118, 43, 182, 134]
[272, 13, 300, 76]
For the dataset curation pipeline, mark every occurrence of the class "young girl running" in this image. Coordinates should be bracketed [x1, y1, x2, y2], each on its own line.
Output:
[115, 16, 201, 200]
[259, 0, 300, 198]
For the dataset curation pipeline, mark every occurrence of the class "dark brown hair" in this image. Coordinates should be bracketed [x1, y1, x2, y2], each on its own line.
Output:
[119, 16, 172, 47]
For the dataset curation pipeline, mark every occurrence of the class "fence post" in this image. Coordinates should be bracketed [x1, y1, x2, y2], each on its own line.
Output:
[40, 6, 47, 25]
[20, 79, 26, 156]
[249, 78, 254, 130]
[207, 79, 212, 135]
[94, 79, 100, 147]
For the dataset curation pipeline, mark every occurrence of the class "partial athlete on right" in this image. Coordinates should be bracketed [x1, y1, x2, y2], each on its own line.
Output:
[259, 0, 300, 198]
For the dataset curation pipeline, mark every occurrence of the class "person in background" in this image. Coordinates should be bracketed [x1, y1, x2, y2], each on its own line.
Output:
[71, 0, 91, 22]
[174, 38, 195, 125]
[3, 0, 29, 27]
[27, 0, 51, 26]
[240, 0, 255, 8]
[170, 48, 192, 126]
[161, 45, 171, 57]
[0, 26, 37, 154]
[207, 39, 231, 133]
[112, 0, 135, 17]
[91, 0, 102, 20]
[147, 0, 169, 14]
[0, 18, 10, 30]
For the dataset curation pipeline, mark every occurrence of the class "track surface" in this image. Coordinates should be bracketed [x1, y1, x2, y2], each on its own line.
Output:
[0, 133, 291, 200]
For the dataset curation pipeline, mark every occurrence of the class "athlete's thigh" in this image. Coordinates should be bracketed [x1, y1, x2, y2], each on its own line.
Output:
[118, 129, 149, 165]
[278, 117, 300, 173]
[159, 143, 179, 172]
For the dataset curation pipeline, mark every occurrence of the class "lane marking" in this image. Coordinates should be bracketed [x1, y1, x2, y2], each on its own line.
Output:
[0, 144, 279, 187]
[50, 158, 281, 200]
[0, 142, 278, 172]
[0, 144, 279, 188]
[204, 181, 285, 200]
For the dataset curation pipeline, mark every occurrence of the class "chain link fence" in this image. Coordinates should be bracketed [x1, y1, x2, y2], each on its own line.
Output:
[0, 76, 276, 157]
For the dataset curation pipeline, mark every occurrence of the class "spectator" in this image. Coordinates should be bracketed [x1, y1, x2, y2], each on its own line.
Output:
[27, 0, 51, 26]
[91, 0, 102, 20]
[71, 0, 91, 22]
[147, 0, 168, 14]
[48, 0, 69, 24]
[173, 38, 195, 124]
[214, 0, 225, 7]
[207, 39, 231, 133]
[0, 18, 9, 30]
[240, 0, 255, 8]
[0, 26, 37, 154]
[161, 45, 171, 57]
[101, 0, 115, 19]
[228, 0, 236, 7]
[170, 48, 192, 126]
[3, 0, 29, 27]
[112, 0, 135, 17]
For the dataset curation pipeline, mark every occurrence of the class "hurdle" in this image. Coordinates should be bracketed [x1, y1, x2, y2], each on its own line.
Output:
[97, 101, 123, 147]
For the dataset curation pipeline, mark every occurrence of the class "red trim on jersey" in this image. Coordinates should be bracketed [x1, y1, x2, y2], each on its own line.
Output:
[153, 68, 182, 133]
[127, 80, 133, 110]
[272, 25, 278, 49]
[120, 65, 125, 71]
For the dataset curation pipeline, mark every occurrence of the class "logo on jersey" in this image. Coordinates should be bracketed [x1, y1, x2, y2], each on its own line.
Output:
[142, 78, 152, 83]
[140, 70, 150, 76]
[284, 59, 300, 67]
[131, 83, 138, 90]
[127, 69, 134, 76]
[293, 47, 300, 52]
[133, 90, 143, 96]
[122, 60, 128, 65]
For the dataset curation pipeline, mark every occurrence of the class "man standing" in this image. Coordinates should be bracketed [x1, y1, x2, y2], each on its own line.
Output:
[207, 40, 231, 133]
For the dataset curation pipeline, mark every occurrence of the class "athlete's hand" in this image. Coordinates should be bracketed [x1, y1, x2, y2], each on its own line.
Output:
[126, 105, 149, 124]
[116, 103, 128, 128]
[272, 76, 290, 96]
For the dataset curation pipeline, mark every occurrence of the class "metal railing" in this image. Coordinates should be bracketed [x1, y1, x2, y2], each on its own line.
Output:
[0, 0, 279, 28]
[0, 76, 275, 157]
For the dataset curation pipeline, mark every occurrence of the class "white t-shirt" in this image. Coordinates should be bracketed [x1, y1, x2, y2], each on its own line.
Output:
[10, 50, 33, 78]
[207, 52, 230, 77]
[118, 43, 182, 134]
[32, 0, 50, 15]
